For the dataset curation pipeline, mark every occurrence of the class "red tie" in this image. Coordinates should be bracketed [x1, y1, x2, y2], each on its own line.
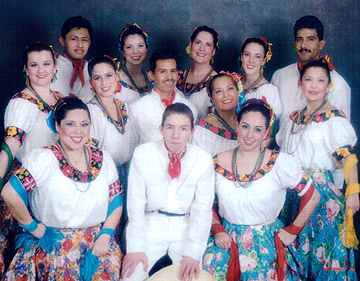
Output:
[64, 53, 85, 89]
[161, 91, 175, 107]
[165, 142, 186, 179]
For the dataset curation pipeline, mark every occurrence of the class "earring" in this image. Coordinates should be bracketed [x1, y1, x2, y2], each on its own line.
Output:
[51, 70, 57, 84]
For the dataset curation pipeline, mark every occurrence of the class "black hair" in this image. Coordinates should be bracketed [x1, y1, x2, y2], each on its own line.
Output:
[61, 16, 93, 39]
[54, 96, 91, 125]
[22, 42, 56, 66]
[118, 24, 148, 51]
[190, 26, 218, 50]
[294, 15, 324, 41]
[88, 56, 117, 77]
[161, 102, 194, 129]
[237, 98, 271, 129]
[299, 59, 331, 83]
[240, 38, 267, 57]
[150, 49, 177, 73]
[207, 73, 238, 98]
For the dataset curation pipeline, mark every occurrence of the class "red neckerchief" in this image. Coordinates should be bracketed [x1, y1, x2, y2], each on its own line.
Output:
[297, 54, 335, 72]
[165, 141, 186, 179]
[161, 91, 175, 107]
[64, 53, 85, 89]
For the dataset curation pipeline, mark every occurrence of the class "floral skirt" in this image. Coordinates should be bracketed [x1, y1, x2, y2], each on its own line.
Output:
[202, 218, 300, 281]
[4, 225, 122, 281]
[280, 169, 357, 280]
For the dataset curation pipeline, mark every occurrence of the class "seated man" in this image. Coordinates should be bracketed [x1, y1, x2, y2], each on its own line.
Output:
[51, 16, 93, 102]
[122, 103, 214, 281]
[130, 49, 197, 145]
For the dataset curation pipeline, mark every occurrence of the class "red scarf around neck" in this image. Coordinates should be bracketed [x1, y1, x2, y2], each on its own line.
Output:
[64, 53, 85, 89]
[165, 141, 186, 179]
[161, 91, 176, 107]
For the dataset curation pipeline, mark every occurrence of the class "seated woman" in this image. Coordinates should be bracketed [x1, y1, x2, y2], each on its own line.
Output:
[115, 23, 153, 105]
[277, 60, 359, 280]
[191, 73, 239, 156]
[177, 25, 218, 120]
[1, 97, 123, 280]
[0, 42, 62, 278]
[202, 99, 320, 281]
[239, 37, 282, 146]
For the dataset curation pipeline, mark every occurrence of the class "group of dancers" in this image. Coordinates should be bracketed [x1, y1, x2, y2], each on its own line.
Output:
[0, 14, 358, 281]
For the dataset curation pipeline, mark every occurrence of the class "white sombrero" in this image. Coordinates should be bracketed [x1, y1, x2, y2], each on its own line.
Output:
[147, 264, 216, 281]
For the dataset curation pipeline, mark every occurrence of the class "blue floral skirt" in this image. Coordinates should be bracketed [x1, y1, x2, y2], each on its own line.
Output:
[280, 169, 357, 280]
[202, 218, 300, 281]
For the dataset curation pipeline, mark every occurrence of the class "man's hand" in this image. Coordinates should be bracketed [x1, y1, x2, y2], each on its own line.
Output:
[121, 252, 148, 278]
[178, 256, 199, 281]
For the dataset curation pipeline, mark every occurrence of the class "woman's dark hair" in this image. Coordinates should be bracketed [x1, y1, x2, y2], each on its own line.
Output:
[237, 98, 271, 128]
[88, 55, 117, 77]
[161, 102, 194, 129]
[54, 96, 91, 125]
[299, 59, 331, 83]
[22, 42, 56, 66]
[190, 26, 218, 50]
[118, 24, 148, 52]
[240, 38, 267, 58]
[207, 73, 238, 98]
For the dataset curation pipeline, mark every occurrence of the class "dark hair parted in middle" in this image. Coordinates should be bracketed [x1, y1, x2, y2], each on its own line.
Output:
[161, 102, 194, 129]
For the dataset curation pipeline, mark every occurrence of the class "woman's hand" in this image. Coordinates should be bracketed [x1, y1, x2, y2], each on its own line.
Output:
[345, 193, 360, 214]
[92, 234, 110, 257]
[214, 232, 232, 250]
[30, 223, 46, 239]
[277, 228, 297, 247]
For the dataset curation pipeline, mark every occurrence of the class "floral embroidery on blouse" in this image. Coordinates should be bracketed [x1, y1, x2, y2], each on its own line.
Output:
[109, 180, 123, 197]
[197, 119, 237, 140]
[332, 145, 355, 163]
[11, 91, 63, 114]
[4, 126, 26, 144]
[293, 172, 311, 193]
[86, 137, 99, 148]
[47, 144, 103, 182]
[177, 70, 208, 96]
[213, 149, 280, 182]
[14, 167, 36, 192]
[120, 80, 153, 93]
[290, 109, 346, 124]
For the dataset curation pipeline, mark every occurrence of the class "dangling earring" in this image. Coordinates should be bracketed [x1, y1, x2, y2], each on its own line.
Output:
[260, 66, 264, 75]
[115, 81, 122, 93]
[51, 70, 58, 84]
[23, 69, 30, 87]
[210, 55, 214, 64]
[185, 43, 192, 59]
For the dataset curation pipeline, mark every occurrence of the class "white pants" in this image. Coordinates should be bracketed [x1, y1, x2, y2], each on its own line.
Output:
[123, 213, 191, 281]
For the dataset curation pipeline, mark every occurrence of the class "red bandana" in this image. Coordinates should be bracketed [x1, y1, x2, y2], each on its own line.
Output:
[297, 54, 335, 72]
[161, 91, 175, 107]
[64, 53, 85, 89]
[165, 141, 186, 179]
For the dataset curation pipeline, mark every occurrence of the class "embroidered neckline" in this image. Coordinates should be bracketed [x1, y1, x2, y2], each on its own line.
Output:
[290, 109, 346, 125]
[176, 70, 209, 97]
[240, 81, 269, 95]
[197, 119, 237, 140]
[46, 143, 103, 182]
[214, 149, 279, 182]
[12, 91, 62, 114]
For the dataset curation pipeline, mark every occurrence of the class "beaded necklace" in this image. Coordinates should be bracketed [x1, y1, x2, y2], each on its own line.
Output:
[94, 94, 126, 134]
[287, 100, 327, 155]
[57, 141, 91, 192]
[121, 65, 150, 96]
[27, 84, 57, 112]
[232, 145, 265, 188]
[210, 109, 237, 136]
[182, 67, 213, 97]
[242, 73, 263, 96]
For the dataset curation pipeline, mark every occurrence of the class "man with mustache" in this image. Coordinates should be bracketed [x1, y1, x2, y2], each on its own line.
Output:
[130, 49, 197, 145]
[271, 15, 351, 127]
[51, 16, 93, 102]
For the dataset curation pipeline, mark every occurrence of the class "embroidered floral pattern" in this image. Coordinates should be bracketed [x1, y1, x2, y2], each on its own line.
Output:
[290, 109, 346, 125]
[12, 91, 63, 114]
[293, 172, 311, 193]
[177, 70, 208, 96]
[120, 80, 153, 93]
[14, 167, 36, 192]
[86, 137, 99, 147]
[332, 145, 355, 163]
[109, 180, 123, 197]
[4, 126, 26, 144]
[214, 149, 280, 182]
[47, 144, 103, 182]
[197, 119, 237, 140]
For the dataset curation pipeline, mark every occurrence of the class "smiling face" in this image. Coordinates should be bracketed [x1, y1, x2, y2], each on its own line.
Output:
[90, 63, 118, 98]
[237, 111, 268, 151]
[25, 50, 57, 87]
[122, 34, 148, 66]
[56, 109, 91, 152]
[60, 27, 91, 63]
[294, 28, 325, 64]
[160, 113, 194, 154]
[300, 66, 329, 106]
[149, 58, 178, 98]
[210, 75, 239, 112]
[190, 31, 216, 64]
[241, 42, 266, 76]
